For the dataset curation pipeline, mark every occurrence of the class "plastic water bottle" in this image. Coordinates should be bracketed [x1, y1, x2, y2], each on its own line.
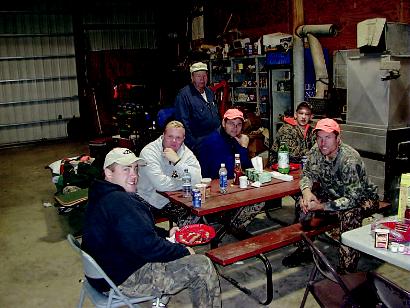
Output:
[182, 169, 192, 197]
[219, 163, 228, 194]
[278, 142, 290, 174]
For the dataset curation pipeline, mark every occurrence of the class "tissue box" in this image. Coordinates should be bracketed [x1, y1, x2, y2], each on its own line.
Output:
[253, 171, 272, 184]
[245, 168, 256, 181]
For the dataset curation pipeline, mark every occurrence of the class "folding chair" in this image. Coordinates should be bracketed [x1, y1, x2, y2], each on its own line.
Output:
[299, 232, 377, 308]
[367, 271, 410, 308]
[67, 234, 155, 308]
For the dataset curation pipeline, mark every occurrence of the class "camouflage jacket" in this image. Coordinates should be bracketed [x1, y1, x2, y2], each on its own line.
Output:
[271, 117, 315, 163]
[300, 143, 379, 211]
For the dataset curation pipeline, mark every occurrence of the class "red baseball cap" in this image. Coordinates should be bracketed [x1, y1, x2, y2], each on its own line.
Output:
[223, 109, 244, 121]
[313, 118, 341, 134]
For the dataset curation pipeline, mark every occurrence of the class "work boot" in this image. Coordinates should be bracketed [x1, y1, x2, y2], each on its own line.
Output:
[282, 246, 313, 268]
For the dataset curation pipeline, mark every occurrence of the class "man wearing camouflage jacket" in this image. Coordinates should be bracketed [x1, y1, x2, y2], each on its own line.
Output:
[282, 118, 379, 273]
[271, 101, 315, 164]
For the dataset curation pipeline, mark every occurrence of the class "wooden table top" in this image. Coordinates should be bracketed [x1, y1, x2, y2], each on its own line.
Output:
[158, 171, 301, 216]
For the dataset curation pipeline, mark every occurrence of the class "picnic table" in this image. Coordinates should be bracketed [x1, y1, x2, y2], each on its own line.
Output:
[159, 171, 302, 305]
[158, 171, 301, 246]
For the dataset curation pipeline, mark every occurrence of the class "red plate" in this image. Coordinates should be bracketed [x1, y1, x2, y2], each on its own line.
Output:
[175, 224, 216, 246]
[271, 163, 301, 171]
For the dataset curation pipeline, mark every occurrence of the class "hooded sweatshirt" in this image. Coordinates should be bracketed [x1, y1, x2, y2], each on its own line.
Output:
[81, 179, 189, 292]
[198, 127, 253, 179]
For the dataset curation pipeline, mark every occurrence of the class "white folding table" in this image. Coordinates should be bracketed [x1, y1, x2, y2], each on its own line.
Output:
[341, 223, 410, 271]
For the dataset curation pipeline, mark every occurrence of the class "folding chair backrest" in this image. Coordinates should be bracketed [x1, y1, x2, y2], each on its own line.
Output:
[301, 232, 351, 294]
[80, 250, 119, 291]
[368, 271, 410, 308]
[67, 233, 82, 254]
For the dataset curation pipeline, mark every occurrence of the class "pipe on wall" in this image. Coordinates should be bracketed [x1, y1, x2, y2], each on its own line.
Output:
[307, 33, 328, 98]
[293, 36, 305, 105]
[296, 24, 337, 37]
[295, 24, 337, 99]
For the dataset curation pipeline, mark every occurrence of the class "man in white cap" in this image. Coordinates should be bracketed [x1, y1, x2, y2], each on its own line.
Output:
[174, 61, 220, 154]
[82, 147, 221, 308]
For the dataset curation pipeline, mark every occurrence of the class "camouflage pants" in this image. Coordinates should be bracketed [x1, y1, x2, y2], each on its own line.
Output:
[297, 198, 379, 272]
[150, 202, 199, 227]
[230, 202, 266, 229]
[119, 254, 221, 308]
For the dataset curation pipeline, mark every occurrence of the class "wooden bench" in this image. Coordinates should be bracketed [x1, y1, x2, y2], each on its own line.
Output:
[205, 200, 391, 305]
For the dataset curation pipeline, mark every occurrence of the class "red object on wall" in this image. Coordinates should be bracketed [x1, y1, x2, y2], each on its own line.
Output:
[210, 80, 231, 119]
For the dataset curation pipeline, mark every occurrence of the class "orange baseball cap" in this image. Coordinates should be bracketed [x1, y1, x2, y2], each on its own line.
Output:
[313, 118, 340, 134]
[223, 108, 244, 120]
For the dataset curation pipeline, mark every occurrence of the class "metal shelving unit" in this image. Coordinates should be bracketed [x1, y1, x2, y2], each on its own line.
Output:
[209, 55, 268, 118]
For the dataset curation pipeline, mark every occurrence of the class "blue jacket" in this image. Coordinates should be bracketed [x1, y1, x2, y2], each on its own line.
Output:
[82, 179, 189, 292]
[174, 83, 220, 153]
[198, 127, 253, 179]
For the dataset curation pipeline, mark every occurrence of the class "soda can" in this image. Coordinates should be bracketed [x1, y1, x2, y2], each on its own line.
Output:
[191, 188, 202, 208]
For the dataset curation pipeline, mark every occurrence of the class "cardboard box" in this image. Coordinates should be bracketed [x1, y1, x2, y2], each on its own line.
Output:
[263, 33, 293, 50]
[248, 134, 267, 157]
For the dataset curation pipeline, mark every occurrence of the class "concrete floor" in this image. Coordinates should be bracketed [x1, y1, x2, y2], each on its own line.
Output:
[0, 140, 408, 307]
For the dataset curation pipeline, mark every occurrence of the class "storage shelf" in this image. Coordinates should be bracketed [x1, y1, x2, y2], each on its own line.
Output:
[209, 55, 267, 115]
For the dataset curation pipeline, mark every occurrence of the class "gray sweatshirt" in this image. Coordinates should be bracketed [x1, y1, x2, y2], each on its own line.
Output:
[137, 135, 202, 209]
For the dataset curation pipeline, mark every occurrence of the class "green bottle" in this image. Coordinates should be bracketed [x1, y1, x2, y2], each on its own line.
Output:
[278, 142, 290, 174]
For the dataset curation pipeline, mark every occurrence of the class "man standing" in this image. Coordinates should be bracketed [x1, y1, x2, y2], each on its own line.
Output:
[271, 101, 315, 164]
[282, 118, 379, 273]
[138, 120, 202, 226]
[174, 62, 220, 154]
[82, 147, 221, 308]
[198, 108, 260, 231]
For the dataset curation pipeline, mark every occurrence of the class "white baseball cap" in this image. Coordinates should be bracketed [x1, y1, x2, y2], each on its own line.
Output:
[190, 62, 208, 73]
[103, 147, 146, 169]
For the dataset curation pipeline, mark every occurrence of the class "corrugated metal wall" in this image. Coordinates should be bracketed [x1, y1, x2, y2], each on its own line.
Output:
[0, 13, 79, 146]
[83, 10, 157, 51]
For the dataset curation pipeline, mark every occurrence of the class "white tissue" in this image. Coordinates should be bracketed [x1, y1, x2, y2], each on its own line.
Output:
[251, 156, 263, 172]
[251, 181, 261, 187]
[270, 171, 294, 182]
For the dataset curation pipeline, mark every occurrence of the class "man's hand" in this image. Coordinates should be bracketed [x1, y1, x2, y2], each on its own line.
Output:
[187, 247, 195, 255]
[300, 188, 320, 213]
[235, 134, 249, 148]
[169, 226, 179, 237]
[163, 148, 180, 164]
[306, 201, 325, 211]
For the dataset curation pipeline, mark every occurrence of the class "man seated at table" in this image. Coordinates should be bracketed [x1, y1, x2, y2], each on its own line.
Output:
[282, 118, 379, 273]
[82, 147, 221, 308]
[270, 101, 315, 164]
[137, 120, 202, 226]
[270, 101, 315, 218]
[197, 108, 262, 231]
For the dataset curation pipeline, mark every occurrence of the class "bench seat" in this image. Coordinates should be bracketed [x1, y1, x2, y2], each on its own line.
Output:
[207, 200, 391, 266]
[206, 222, 335, 266]
[205, 200, 391, 305]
